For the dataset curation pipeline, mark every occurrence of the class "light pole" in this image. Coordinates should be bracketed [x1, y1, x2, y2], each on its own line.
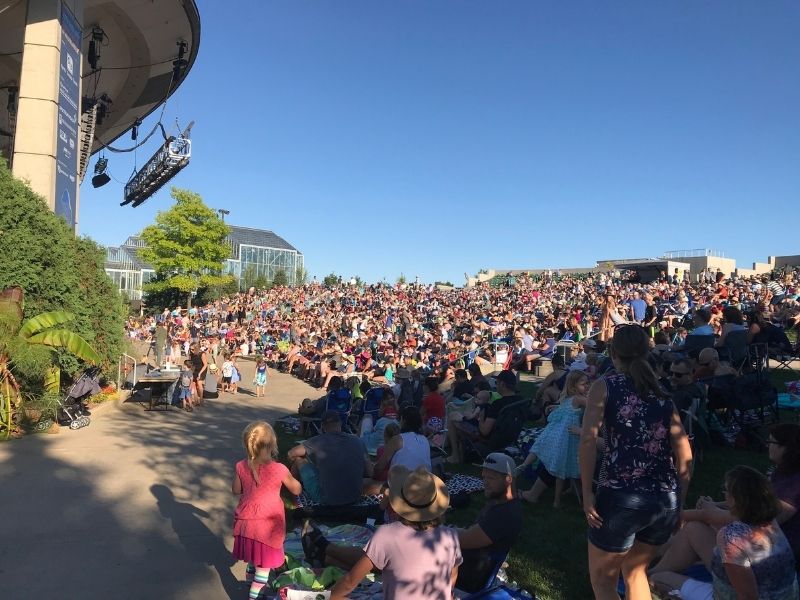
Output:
[217, 209, 231, 300]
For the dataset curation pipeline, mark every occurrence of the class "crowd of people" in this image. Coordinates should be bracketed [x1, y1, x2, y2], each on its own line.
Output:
[126, 266, 800, 598]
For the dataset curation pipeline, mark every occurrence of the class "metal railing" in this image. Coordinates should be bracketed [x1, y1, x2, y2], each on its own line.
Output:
[663, 249, 726, 259]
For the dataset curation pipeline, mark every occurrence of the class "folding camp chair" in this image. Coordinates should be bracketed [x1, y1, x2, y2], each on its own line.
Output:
[682, 334, 716, 359]
[718, 330, 749, 373]
[462, 399, 529, 462]
[770, 336, 800, 372]
[457, 549, 509, 599]
[353, 386, 384, 435]
[300, 388, 354, 436]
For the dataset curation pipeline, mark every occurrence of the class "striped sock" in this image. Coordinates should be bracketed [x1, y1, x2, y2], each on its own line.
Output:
[248, 567, 270, 599]
[245, 563, 256, 583]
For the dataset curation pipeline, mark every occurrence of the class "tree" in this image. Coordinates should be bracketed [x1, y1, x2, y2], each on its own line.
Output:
[323, 273, 340, 287]
[139, 188, 235, 306]
[253, 275, 270, 290]
[272, 268, 288, 287]
[0, 160, 126, 377]
[397, 273, 407, 285]
[240, 264, 258, 292]
[295, 266, 308, 286]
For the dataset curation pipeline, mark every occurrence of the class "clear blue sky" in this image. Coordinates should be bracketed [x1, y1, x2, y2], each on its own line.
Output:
[78, 1, 800, 285]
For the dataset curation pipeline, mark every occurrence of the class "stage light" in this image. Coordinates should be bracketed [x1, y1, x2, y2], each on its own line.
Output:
[91, 157, 110, 188]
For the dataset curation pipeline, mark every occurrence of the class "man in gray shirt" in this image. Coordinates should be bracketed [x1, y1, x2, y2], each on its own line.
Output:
[288, 411, 368, 506]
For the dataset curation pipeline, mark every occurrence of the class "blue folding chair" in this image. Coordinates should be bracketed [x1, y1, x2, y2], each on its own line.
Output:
[301, 388, 353, 435]
[460, 549, 510, 599]
[352, 386, 384, 433]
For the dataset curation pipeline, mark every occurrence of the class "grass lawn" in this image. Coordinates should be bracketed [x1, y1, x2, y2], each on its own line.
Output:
[275, 364, 800, 599]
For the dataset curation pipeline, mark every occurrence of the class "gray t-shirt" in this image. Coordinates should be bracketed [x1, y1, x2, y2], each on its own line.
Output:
[304, 431, 366, 506]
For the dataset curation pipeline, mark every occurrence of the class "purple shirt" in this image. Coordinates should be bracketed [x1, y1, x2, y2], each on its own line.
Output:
[364, 521, 462, 599]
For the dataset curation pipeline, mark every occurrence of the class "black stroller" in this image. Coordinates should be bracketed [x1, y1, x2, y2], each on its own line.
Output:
[58, 367, 101, 430]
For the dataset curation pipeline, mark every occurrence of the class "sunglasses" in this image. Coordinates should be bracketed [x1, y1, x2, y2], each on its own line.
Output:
[670, 371, 690, 377]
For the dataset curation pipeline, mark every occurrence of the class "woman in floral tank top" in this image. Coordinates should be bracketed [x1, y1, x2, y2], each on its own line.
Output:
[580, 325, 692, 600]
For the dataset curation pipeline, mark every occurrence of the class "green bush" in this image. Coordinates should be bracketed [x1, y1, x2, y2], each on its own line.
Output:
[0, 160, 126, 378]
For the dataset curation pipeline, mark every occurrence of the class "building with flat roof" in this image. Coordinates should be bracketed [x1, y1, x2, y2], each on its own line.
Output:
[0, 0, 200, 229]
[468, 249, 800, 287]
[104, 225, 304, 300]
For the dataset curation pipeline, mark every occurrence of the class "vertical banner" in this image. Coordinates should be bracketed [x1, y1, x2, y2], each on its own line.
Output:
[55, 2, 81, 229]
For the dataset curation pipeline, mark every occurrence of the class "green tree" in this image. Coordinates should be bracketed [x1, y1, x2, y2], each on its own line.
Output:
[397, 273, 407, 285]
[139, 188, 235, 306]
[0, 160, 125, 377]
[272, 268, 288, 287]
[295, 266, 308, 286]
[253, 275, 270, 290]
[241, 264, 258, 292]
[323, 273, 340, 287]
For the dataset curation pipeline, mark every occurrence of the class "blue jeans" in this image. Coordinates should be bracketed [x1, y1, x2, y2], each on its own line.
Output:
[588, 487, 678, 553]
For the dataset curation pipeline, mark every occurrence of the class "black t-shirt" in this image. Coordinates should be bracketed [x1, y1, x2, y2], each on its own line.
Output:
[457, 499, 524, 592]
[485, 394, 520, 421]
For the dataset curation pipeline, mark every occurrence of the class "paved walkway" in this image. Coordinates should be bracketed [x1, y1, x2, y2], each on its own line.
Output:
[0, 357, 318, 599]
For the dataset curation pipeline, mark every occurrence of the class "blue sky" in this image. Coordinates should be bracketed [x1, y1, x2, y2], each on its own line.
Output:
[78, 1, 800, 285]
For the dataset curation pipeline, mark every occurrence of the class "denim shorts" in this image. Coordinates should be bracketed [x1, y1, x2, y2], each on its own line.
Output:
[588, 487, 678, 553]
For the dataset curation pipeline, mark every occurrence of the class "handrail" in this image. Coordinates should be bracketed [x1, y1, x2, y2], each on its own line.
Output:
[118, 353, 137, 390]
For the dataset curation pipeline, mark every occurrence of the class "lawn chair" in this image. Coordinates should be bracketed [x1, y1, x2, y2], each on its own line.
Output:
[682, 334, 716, 359]
[457, 549, 509, 599]
[300, 388, 354, 436]
[728, 372, 779, 443]
[462, 399, 529, 461]
[717, 330, 749, 372]
[353, 386, 384, 435]
[769, 333, 800, 372]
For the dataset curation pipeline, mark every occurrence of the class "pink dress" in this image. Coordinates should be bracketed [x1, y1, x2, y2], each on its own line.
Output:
[232, 460, 289, 568]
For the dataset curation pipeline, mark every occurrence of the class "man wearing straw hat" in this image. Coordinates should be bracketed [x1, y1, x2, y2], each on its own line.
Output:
[329, 466, 462, 600]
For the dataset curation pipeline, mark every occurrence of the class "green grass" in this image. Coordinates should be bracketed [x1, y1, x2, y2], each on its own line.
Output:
[273, 367, 795, 599]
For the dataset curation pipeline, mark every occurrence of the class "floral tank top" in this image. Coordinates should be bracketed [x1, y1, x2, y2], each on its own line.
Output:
[599, 372, 678, 493]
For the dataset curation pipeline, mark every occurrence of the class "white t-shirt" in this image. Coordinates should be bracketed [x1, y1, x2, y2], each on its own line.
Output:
[222, 361, 234, 377]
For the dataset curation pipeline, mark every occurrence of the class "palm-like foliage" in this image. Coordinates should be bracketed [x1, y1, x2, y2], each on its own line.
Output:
[0, 287, 100, 437]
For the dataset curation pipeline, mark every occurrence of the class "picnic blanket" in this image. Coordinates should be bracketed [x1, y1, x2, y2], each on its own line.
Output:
[295, 473, 485, 508]
[504, 426, 544, 461]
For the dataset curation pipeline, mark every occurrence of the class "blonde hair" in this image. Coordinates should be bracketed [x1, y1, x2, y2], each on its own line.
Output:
[242, 421, 278, 484]
[560, 370, 589, 400]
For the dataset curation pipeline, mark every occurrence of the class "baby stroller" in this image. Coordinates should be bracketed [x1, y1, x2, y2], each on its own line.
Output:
[58, 367, 101, 430]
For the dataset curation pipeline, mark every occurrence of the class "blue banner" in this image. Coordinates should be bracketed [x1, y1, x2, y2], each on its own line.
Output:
[55, 3, 81, 229]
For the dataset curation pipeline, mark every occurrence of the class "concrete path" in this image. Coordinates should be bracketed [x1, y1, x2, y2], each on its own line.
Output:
[0, 357, 318, 599]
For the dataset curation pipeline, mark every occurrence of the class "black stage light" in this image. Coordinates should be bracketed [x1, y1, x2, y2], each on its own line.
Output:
[91, 157, 110, 188]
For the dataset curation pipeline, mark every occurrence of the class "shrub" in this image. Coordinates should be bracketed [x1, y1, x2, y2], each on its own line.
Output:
[0, 160, 126, 378]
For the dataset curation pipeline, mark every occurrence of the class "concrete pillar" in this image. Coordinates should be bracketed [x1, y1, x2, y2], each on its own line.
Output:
[12, 0, 83, 226]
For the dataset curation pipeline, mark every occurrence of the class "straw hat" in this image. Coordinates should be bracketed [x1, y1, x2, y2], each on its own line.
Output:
[208, 363, 218, 373]
[389, 466, 450, 522]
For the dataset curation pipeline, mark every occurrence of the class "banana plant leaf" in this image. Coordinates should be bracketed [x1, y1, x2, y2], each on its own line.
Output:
[25, 329, 101, 364]
[18, 311, 76, 339]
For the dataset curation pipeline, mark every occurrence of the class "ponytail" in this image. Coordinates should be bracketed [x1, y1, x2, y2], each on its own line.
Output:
[622, 357, 667, 399]
[242, 421, 278, 485]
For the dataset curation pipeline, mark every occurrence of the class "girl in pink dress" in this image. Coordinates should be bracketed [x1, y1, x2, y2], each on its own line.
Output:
[232, 422, 302, 598]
